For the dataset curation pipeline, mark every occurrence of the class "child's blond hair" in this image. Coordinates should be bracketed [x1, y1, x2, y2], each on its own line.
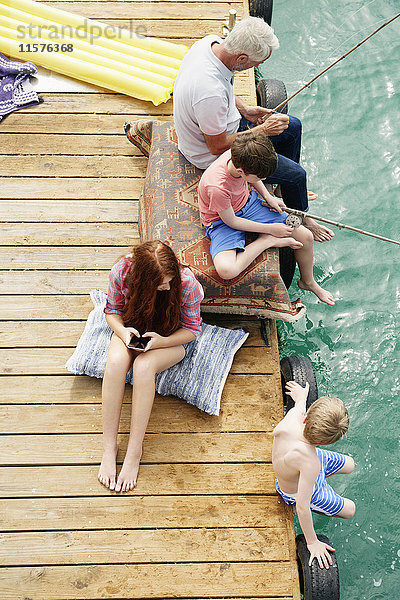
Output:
[303, 396, 349, 445]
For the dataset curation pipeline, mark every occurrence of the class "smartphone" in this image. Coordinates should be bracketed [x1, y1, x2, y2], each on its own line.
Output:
[127, 335, 151, 351]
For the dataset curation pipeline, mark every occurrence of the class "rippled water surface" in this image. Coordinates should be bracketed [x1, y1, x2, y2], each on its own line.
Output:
[259, 1, 399, 597]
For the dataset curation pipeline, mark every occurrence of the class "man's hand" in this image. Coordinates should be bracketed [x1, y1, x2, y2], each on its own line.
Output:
[259, 113, 289, 136]
[240, 104, 270, 125]
[264, 223, 294, 237]
[307, 539, 335, 569]
[285, 380, 310, 403]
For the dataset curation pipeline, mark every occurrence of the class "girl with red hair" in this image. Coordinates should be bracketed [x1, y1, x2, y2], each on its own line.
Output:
[98, 241, 203, 492]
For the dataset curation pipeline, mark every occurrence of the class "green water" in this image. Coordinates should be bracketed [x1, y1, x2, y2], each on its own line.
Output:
[259, 1, 399, 597]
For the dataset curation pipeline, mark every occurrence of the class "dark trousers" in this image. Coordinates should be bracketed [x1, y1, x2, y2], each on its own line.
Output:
[239, 115, 308, 211]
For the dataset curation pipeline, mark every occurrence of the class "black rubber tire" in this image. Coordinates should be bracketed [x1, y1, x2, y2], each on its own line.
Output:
[296, 534, 340, 600]
[257, 79, 293, 287]
[249, 0, 273, 25]
[256, 78, 288, 114]
[280, 356, 318, 412]
[278, 246, 296, 289]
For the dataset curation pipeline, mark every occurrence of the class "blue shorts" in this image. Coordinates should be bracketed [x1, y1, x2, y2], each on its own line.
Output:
[205, 190, 288, 259]
[275, 448, 347, 516]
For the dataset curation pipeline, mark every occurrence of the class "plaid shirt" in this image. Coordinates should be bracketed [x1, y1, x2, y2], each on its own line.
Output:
[104, 257, 203, 336]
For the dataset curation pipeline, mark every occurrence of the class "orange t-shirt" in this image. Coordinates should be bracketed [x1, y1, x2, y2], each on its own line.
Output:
[197, 149, 249, 226]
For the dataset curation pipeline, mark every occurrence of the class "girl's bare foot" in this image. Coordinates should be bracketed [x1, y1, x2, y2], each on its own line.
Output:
[98, 445, 118, 490]
[298, 278, 335, 305]
[115, 450, 142, 493]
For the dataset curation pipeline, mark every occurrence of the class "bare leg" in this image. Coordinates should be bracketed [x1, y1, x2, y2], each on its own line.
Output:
[291, 225, 335, 305]
[115, 345, 186, 492]
[333, 497, 356, 519]
[273, 186, 317, 202]
[328, 455, 355, 476]
[213, 234, 303, 280]
[98, 334, 133, 490]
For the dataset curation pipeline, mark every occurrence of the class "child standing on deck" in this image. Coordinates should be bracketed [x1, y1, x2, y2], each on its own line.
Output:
[273, 381, 356, 569]
[197, 128, 335, 305]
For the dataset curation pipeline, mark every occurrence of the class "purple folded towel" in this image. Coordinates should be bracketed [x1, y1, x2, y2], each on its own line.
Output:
[0, 52, 40, 121]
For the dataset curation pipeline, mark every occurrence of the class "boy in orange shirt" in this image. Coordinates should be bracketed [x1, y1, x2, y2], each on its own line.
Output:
[197, 129, 334, 305]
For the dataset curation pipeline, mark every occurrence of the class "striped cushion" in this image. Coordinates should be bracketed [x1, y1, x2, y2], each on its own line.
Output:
[65, 289, 248, 415]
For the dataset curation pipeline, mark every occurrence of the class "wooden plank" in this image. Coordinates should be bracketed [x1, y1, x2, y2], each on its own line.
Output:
[86, 19, 233, 38]
[43, 0, 241, 3]
[0, 562, 293, 599]
[0, 200, 138, 222]
[1, 113, 170, 134]
[0, 178, 143, 200]
[1, 223, 139, 246]
[20, 93, 172, 114]
[0, 373, 281, 408]
[0, 156, 146, 177]
[0, 299, 272, 354]
[0, 298, 269, 336]
[0, 386, 282, 433]
[0, 495, 286, 531]
[40, 2, 243, 19]
[0, 270, 110, 294]
[283, 504, 302, 600]
[0, 247, 133, 269]
[0, 463, 276, 497]
[0, 319, 266, 346]
[0, 346, 276, 375]
[0, 527, 288, 565]
[0, 432, 273, 465]
[0, 295, 94, 320]
[0, 134, 140, 155]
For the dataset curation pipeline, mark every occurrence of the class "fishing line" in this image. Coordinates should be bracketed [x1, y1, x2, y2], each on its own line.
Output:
[301, 0, 381, 83]
[264, 12, 400, 114]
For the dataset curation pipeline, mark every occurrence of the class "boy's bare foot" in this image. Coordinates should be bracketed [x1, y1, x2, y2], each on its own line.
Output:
[304, 217, 334, 242]
[98, 445, 118, 490]
[298, 278, 335, 305]
[274, 236, 303, 250]
[258, 233, 303, 251]
[114, 450, 142, 493]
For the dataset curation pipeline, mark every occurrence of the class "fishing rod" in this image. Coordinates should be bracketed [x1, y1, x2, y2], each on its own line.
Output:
[260, 202, 400, 246]
[262, 12, 400, 116]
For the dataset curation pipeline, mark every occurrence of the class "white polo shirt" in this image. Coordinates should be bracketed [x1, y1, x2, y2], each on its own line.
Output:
[173, 35, 241, 169]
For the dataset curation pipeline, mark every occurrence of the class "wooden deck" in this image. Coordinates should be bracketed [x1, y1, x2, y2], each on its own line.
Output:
[0, 1, 300, 598]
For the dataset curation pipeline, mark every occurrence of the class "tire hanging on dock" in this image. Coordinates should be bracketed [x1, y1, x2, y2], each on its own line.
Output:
[280, 355, 318, 411]
[256, 78, 295, 288]
[249, 0, 273, 25]
[296, 534, 340, 600]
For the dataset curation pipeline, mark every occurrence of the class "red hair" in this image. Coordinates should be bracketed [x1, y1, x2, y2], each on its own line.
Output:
[122, 241, 182, 336]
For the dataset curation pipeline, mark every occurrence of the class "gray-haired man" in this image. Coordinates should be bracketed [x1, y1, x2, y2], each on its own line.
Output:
[173, 17, 333, 241]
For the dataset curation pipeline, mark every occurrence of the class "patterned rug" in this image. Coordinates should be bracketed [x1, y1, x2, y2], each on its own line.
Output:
[125, 119, 305, 321]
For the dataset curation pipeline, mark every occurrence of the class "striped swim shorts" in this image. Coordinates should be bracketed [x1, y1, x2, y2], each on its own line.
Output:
[275, 448, 346, 516]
